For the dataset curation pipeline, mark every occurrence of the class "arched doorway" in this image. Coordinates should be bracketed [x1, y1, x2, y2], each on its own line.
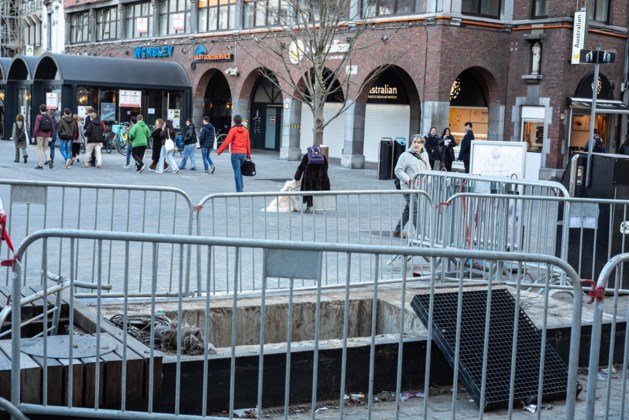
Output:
[204, 71, 232, 136]
[249, 71, 283, 151]
[449, 69, 489, 140]
[363, 66, 415, 163]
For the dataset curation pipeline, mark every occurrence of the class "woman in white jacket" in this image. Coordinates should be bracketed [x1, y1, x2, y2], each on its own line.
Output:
[393, 134, 431, 238]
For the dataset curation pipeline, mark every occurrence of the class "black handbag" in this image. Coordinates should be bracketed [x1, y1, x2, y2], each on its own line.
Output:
[241, 158, 256, 176]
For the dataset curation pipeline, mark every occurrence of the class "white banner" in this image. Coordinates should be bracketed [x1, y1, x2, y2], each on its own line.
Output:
[571, 11, 587, 64]
[119, 90, 142, 108]
[137, 17, 148, 34]
[173, 13, 185, 31]
[46, 92, 58, 110]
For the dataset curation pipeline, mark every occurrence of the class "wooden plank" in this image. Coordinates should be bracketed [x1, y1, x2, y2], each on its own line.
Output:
[0, 342, 11, 399]
[55, 350, 85, 407]
[29, 354, 64, 406]
[0, 286, 11, 309]
[79, 355, 105, 408]
[0, 340, 42, 404]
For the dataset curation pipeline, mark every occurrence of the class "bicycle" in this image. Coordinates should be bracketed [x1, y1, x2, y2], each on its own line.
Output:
[215, 131, 227, 150]
[111, 123, 130, 155]
[102, 129, 114, 154]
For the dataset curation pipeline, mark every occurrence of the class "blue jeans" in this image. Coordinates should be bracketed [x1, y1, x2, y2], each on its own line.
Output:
[157, 145, 179, 173]
[179, 144, 197, 169]
[49, 139, 56, 161]
[59, 139, 72, 161]
[201, 148, 214, 171]
[231, 153, 247, 192]
[126, 141, 132, 165]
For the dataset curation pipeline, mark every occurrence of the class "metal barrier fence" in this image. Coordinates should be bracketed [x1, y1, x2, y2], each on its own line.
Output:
[194, 190, 433, 294]
[0, 179, 194, 296]
[585, 253, 629, 420]
[6, 229, 587, 419]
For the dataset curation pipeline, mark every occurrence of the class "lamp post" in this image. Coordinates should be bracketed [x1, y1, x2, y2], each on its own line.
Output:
[579, 48, 615, 187]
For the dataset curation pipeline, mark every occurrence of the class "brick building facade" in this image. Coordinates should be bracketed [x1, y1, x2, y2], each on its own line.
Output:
[50, 0, 629, 176]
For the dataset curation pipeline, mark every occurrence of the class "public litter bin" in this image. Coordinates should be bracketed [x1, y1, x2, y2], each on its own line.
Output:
[558, 152, 629, 288]
[393, 137, 406, 168]
[378, 138, 394, 180]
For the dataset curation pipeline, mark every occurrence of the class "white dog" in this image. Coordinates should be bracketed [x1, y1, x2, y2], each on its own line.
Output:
[264, 180, 301, 212]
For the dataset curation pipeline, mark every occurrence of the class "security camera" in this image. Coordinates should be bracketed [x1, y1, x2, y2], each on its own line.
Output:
[225, 67, 239, 76]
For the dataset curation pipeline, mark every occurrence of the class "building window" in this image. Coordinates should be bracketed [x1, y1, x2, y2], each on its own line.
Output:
[243, 0, 290, 28]
[532, 0, 548, 18]
[362, 0, 414, 17]
[25, 23, 41, 47]
[160, 0, 189, 35]
[587, 0, 608, 23]
[461, 0, 501, 18]
[70, 12, 90, 44]
[96, 7, 118, 41]
[126, 2, 153, 38]
[198, 0, 236, 31]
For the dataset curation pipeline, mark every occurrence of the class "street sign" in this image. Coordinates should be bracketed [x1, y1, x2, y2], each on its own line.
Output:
[579, 49, 616, 64]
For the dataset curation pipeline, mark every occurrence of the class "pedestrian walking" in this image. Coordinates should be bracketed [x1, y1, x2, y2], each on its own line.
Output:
[11, 114, 29, 164]
[156, 119, 179, 174]
[439, 127, 456, 172]
[293, 145, 331, 213]
[58, 108, 78, 167]
[124, 117, 136, 169]
[128, 114, 150, 173]
[424, 127, 441, 170]
[198, 116, 216, 175]
[458, 122, 474, 173]
[178, 118, 198, 171]
[217, 115, 251, 192]
[148, 119, 168, 172]
[392, 134, 431, 238]
[83, 110, 105, 169]
[33, 104, 54, 170]
[48, 109, 58, 167]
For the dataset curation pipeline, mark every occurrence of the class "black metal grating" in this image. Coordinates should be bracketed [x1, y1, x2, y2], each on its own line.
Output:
[411, 289, 580, 410]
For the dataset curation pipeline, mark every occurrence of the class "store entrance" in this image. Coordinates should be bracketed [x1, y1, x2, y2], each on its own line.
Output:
[250, 76, 282, 151]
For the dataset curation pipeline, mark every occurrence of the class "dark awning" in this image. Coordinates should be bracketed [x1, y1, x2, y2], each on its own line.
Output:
[34, 52, 190, 90]
[568, 97, 629, 114]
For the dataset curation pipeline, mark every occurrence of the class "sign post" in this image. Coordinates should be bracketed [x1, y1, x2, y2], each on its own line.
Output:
[579, 47, 616, 187]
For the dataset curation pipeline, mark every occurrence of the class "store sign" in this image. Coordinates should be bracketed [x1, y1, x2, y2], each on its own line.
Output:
[571, 11, 587, 64]
[368, 83, 398, 100]
[137, 17, 148, 34]
[134, 45, 173, 59]
[119, 90, 142, 108]
[173, 13, 185, 31]
[46, 92, 58, 110]
[193, 44, 234, 62]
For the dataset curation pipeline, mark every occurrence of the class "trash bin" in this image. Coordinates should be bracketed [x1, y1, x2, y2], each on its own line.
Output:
[393, 137, 406, 168]
[378, 138, 394, 180]
[558, 152, 629, 288]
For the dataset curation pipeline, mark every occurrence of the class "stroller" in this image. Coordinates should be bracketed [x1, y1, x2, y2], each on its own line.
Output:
[175, 135, 185, 157]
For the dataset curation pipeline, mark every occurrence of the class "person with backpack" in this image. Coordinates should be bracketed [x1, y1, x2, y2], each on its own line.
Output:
[11, 113, 29, 164]
[33, 104, 55, 169]
[83, 110, 105, 169]
[178, 118, 198, 171]
[293, 144, 330, 213]
[217, 115, 251, 192]
[197, 116, 216, 174]
[58, 108, 78, 168]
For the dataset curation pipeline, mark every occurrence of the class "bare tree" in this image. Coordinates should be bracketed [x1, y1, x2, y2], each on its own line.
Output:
[239, 0, 397, 146]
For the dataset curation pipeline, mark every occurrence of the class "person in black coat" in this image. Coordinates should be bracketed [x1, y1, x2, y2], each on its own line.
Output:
[148, 119, 168, 171]
[439, 127, 456, 172]
[457, 122, 474, 173]
[424, 127, 440, 170]
[293, 147, 331, 213]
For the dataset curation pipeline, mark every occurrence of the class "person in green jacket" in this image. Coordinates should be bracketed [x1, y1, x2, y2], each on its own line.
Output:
[128, 114, 151, 173]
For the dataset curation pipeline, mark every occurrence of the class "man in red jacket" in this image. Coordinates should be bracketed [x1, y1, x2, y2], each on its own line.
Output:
[217, 115, 251, 192]
[33, 104, 55, 169]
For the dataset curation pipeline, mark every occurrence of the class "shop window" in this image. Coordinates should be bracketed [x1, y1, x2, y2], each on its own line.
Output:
[461, 0, 501, 18]
[532, 0, 548, 18]
[160, 0, 190, 35]
[521, 121, 544, 152]
[96, 7, 118, 41]
[361, 0, 416, 17]
[198, 0, 235, 32]
[70, 12, 90, 44]
[587, 0, 609, 23]
[126, 2, 153, 38]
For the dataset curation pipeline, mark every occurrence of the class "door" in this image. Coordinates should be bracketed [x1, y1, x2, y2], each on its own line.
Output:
[265, 107, 281, 150]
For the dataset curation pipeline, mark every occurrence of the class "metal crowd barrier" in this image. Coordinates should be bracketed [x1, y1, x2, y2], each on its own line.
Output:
[585, 253, 629, 419]
[6, 229, 587, 419]
[0, 179, 194, 296]
[194, 190, 432, 295]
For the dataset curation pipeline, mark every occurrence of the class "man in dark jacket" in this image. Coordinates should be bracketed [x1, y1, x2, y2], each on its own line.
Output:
[83, 111, 105, 168]
[458, 122, 474, 173]
[178, 118, 198, 170]
[424, 127, 440, 170]
[198, 116, 216, 174]
[58, 108, 78, 168]
[33, 104, 54, 169]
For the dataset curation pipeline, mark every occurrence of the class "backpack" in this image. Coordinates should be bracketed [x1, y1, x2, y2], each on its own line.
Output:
[307, 145, 325, 165]
[39, 114, 53, 132]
